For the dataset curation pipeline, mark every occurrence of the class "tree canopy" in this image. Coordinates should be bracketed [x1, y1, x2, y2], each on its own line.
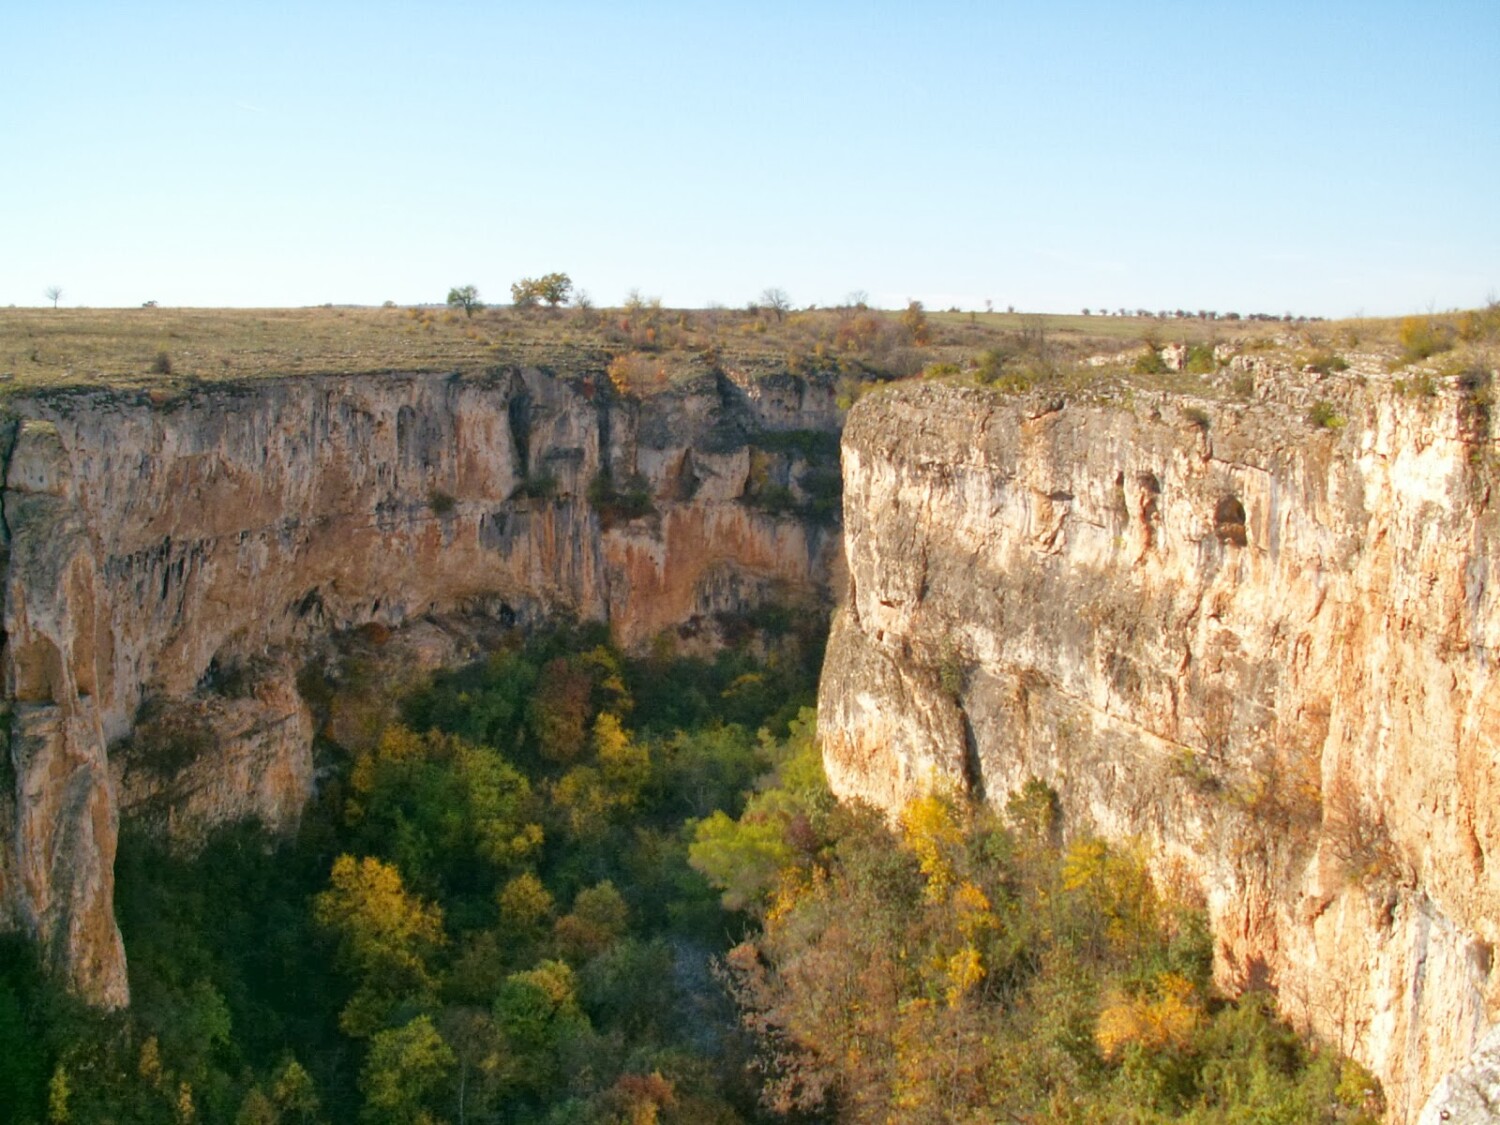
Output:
[510, 273, 572, 309]
[445, 285, 483, 316]
[1, 620, 1382, 1124]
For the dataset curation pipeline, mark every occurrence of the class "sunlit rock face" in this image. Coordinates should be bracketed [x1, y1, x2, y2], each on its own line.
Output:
[0, 366, 839, 1007]
[819, 367, 1498, 1121]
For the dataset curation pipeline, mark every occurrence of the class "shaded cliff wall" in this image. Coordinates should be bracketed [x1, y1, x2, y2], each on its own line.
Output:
[819, 370, 1498, 1120]
[0, 365, 840, 1006]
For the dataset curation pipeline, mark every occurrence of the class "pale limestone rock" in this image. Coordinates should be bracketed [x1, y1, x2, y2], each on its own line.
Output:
[820, 370, 1498, 1122]
[110, 656, 313, 842]
[1, 366, 838, 1006]
[1418, 1024, 1500, 1124]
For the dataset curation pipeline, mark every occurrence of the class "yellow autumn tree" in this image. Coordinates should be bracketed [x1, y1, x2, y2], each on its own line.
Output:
[314, 855, 446, 1036]
[900, 793, 967, 903]
[496, 871, 556, 946]
[593, 712, 649, 810]
[943, 879, 998, 1007]
[1096, 972, 1203, 1059]
[1060, 835, 1159, 952]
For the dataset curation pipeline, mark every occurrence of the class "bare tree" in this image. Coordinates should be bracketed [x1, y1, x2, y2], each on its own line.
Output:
[760, 288, 791, 322]
[44, 285, 62, 308]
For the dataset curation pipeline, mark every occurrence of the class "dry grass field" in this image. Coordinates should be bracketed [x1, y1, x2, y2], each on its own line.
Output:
[0, 300, 1485, 399]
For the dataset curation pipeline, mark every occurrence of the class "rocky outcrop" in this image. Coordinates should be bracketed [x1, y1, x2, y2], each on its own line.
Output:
[819, 367, 1498, 1120]
[1419, 1024, 1500, 1124]
[0, 365, 840, 1007]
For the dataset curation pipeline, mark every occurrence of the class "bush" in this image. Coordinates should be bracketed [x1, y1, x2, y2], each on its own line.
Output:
[750, 429, 840, 460]
[1132, 348, 1168, 375]
[921, 361, 961, 380]
[901, 300, 931, 345]
[1324, 777, 1405, 898]
[1307, 400, 1346, 429]
[587, 473, 653, 525]
[1183, 344, 1217, 374]
[1305, 349, 1349, 374]
[797, 465, 842, 523]
[1457, 301, 1500, 342]
[1394, 372, 1438, 397]
[1398, 316, 1455, 363]
[748, 483, 796, 514]
[606, 352, 666, 395]
[427, 489, 457, 516]
[512, 474, 559, 501]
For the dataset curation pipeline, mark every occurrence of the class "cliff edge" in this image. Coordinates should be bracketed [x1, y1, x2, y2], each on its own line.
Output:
[819, 361, 1498, 1120]
[0, 365, 840, 1007]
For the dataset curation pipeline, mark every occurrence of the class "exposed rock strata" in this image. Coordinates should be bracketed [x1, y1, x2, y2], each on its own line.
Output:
[0, 366, 839, 1006]
[819, 371, 1498, 1121]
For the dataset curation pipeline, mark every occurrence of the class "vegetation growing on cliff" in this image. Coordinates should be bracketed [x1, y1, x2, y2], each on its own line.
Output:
[694, 770, 1385, 1123]
[0, 620, 1380, 1123]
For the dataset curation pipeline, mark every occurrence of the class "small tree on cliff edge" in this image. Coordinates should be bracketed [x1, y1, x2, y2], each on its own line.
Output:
[446, 285, 483, 317]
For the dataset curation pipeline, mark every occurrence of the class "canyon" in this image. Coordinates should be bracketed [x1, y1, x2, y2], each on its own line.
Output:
[0, 365, 840, 1009]
[1, 344, 1495, 1120]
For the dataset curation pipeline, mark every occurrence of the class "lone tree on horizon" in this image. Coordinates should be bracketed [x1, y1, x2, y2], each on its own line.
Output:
[44, 285, 62, 308]
[511, 273, 573, 309]
[760, 287, 791, 322]
[446, 285, 483, 317]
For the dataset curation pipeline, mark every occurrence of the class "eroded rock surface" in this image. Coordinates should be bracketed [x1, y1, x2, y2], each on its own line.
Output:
[1418, 1024, 1500, 1124]
[819, 368, 1498, 1120]
[0, 366, 839, 1006]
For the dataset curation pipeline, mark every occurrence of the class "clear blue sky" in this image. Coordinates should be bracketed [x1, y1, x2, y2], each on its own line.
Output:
[3, 2, 1496, 316]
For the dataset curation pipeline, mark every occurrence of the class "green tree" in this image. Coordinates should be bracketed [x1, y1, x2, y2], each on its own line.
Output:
[446, 285, 483, 317]
[437, 1007, 505, 1125]
[360, 1015, 456, 1125]
[234, 1087, 279, 1125]
[689, 796, 798, 912]
[493, 961, 591, 1095]
[688, 707, 829, 911]
[496, 871, 556, 948]
[270, 1058, 320, 1124]
[537, 272, 572, 307]
[0, 970, 49, 1118]
[48, 1064, 71, 1123]
[347, 725, 542, 891]
[554, 881, 630, 961]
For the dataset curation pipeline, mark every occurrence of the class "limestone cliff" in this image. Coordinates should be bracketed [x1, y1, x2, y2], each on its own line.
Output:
[0, 365, 839, 1007]
[819, 363, 1498, 1120]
